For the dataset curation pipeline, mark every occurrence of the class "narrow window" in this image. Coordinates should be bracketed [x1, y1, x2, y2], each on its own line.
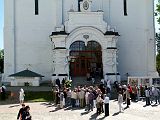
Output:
[123, 0, 127, 16]
[35, 0, 39, 15]
[78, 0, 83, 11]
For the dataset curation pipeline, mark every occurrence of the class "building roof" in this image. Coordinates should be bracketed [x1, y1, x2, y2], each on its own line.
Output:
[9, 69, 44, 77]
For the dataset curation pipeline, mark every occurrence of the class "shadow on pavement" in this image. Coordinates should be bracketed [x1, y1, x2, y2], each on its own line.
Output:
[112, 111, 120, 116]
[89, 113, 97, 120]
[49, 107, 60, 112]
[8, 104, 20, 108]
[81, 111, 89, 115]
[151, 104, 158, 107]
[40, 102, 54, 108]
[124, 106, 129, 110]
[97, 115, 106, 120]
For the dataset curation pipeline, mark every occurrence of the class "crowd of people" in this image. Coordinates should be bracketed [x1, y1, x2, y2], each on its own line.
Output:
[53, 79, 160, 117]
[114, 81, 160, 107]
[54, 83, 110, 116]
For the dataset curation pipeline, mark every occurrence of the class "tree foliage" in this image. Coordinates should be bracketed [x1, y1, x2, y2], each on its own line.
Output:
[156, 0, 160, 24]
[156, 34, 160, 74]
[0, 49, 4, 73]
[156, 0, 160, 74]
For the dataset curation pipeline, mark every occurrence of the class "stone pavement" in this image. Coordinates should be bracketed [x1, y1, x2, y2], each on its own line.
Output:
[0, 100, 160, 120]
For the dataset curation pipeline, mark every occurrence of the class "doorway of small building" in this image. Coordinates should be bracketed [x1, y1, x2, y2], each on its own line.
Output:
[69, 41, 103, 80]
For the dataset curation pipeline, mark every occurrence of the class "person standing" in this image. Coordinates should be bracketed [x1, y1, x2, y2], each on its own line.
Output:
[145, 87, 150, 106]
[96, 94, 103, 115]
[104, 94, 109, 116]
[71, 89, 77, 108]
[54, 85, 60, 106]
[126, 88, 131, 108]
[88, 90, 94, 111]
[85, 89, 90, 110]
[1, 84, 6, 100]
[79, 88, 85, 108]
[60, 91, 64, 108]
[66, 88, 71, 107]
[118, 92, 124, 112]
[153, 87, 159, 104]
[17, 104, 25, 120]
[56, 78, 61, 89]
[19, 88, 25, 105]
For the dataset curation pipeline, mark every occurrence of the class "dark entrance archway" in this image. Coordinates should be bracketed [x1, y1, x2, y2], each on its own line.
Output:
[69, 41, 103, 77]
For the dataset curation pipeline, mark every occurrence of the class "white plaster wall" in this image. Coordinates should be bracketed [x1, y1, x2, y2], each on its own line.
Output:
[54, 49, 68, 75]
[4, 0, 57, 81]
[97, 0, 157, 79]
[11, 77, 40, 86]
[4, 0, 15, 82]
[63, 0, 78, 23]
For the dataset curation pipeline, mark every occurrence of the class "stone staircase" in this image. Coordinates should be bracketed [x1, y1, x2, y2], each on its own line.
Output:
[71, 77, 127, 100]
[71, 76, 101, 88]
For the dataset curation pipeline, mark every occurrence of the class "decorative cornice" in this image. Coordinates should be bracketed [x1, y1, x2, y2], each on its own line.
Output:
[58, 74, 68, 76]
[106, 73, 120, 75]
[104, 31, 120, 36]
[51, 31, 69, 36]
[107, 47, 117, 49]
[54, 47, 66, 49]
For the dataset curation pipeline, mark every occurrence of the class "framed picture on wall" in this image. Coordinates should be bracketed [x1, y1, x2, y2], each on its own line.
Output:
[152, 78, 160, 87]
[140, 78, 150, 87]
[128, 77, 138, 86]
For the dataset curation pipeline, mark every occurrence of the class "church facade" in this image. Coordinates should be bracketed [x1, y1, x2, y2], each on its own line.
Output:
[3, 0, 158, 83]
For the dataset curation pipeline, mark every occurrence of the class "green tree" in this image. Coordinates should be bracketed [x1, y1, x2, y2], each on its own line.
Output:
[156, 0, 160, 74]
[0, 49, 4, 73]
[156, 0, 160, 24]
[156, 34, 160, 74]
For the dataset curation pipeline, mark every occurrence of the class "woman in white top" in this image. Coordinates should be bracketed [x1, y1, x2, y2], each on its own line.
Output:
[19, 88, 25, 104]
[118, 92, 124, 112]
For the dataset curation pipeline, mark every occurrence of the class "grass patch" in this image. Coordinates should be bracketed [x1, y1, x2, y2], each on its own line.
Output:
[25, 91, 54, 102]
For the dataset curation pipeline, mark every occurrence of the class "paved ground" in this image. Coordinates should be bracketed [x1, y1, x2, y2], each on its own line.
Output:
[0, 100, 159, 120]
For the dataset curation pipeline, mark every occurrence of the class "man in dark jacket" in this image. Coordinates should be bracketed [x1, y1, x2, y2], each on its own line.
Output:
[1, 84, 6, 100]
[56, 78, 61, 88]
[17, 104, 25, 120]
[88, 90, 95, 111]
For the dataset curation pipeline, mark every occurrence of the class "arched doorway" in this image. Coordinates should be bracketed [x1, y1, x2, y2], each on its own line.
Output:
[69, 41, 103, 77]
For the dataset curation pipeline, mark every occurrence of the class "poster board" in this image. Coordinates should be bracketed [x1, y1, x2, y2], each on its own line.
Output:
[140, 78, 150, 87]
[152, 78, 160, 87]
[128, 77, 152, 87]
[128, 77, 138, 86]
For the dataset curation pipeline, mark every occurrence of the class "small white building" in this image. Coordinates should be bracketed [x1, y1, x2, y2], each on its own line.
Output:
[3, 0, 158, 84]
[9, 69, 44, 86]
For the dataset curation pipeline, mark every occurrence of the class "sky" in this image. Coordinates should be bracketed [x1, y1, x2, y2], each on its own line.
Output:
[0, 0, 159, 49]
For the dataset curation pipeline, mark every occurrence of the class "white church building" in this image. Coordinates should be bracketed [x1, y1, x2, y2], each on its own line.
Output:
[3, 0, 158, 85]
